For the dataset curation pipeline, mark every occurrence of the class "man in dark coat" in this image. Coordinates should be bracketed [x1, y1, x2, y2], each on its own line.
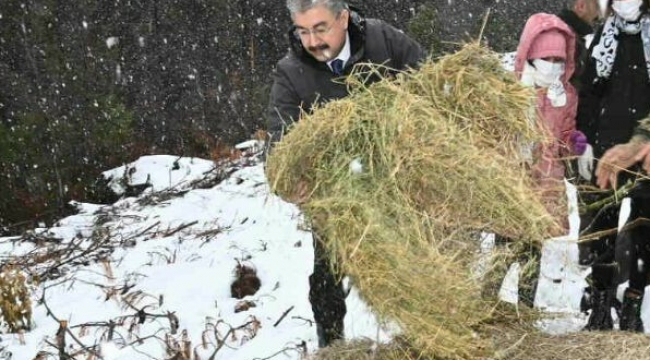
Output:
[577, 0, 650, 333]
[266, 0, 425, 348]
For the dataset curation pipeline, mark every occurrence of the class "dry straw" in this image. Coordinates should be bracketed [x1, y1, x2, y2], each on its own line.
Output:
[313, 325, 650, 360]
[487, 323, 650, 360]
[266, 43, 560, 359]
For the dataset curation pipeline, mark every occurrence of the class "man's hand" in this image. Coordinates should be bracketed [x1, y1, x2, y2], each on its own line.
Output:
[634, 143, 650, 174]
[595, 142, 643, 189]
[287, 179, 311, 204]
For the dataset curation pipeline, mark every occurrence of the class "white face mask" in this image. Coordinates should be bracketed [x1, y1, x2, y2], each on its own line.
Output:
[612, 0, 643, 22]
[532, 59, 565, 87]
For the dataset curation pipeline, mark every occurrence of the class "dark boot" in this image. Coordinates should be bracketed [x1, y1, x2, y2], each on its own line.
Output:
[580, 285, 622, 315]
[316, 318, 344, 348]
[309, 271, 346, 347]
[620, 288, 644, 332]
[584, 288, 614, 331]
[310, 232, 346, 348]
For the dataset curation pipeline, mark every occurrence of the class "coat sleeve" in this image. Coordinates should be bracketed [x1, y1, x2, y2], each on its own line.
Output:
[632, 116, 650, 142]
[266, 64, 301, 144]
[576, 29, 605, 142]
[382, 23, 426, 70]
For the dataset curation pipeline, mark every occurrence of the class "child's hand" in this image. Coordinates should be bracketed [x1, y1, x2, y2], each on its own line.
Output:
[569, 130, 588, 155]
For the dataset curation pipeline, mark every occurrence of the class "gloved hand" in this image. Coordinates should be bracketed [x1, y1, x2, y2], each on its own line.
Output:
[578, 144, 594, 181]
[570, 130, 588, 155]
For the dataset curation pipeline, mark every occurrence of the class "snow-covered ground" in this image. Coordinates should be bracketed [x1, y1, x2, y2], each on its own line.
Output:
[0, 154, 389, 360]
[0, 152, 642, 359]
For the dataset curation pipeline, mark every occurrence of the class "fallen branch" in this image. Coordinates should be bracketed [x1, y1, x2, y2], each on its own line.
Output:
[579, 182, 634, 215]
[251, 342, 307, 360]
[132, 221, 162, 239]
[163, 221, 199, 238]
[207, 319, 259, 360]
[40, 287, 104, 359]
[578, 217, 650, 243]
[273, 306, 294, 327]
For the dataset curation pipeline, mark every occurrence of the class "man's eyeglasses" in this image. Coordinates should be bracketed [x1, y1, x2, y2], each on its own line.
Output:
[294, 12, 341, 39]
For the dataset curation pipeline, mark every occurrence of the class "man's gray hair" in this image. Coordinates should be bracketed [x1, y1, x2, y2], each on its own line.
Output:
[286, 0, 348, 16]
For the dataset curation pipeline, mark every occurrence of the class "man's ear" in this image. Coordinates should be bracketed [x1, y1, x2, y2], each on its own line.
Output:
[341, 9, 350, 30]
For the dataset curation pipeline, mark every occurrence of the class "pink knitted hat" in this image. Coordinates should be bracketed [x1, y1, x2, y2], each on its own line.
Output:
[528, 30, 567, 60]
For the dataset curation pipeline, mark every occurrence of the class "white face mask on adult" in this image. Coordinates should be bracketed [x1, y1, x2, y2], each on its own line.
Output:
[612, 0, 643, 22]
[532, 59, 565, 88]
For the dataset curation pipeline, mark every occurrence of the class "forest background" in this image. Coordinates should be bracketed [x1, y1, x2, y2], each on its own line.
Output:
[0, 0, 565, 231]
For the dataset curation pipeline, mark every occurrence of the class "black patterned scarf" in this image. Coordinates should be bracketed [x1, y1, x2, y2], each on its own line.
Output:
[591, 14, 650, 80]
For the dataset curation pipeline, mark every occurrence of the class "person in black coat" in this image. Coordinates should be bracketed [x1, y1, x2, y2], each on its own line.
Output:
[266, 0, 425, 348]
[577, 0, 650, 332]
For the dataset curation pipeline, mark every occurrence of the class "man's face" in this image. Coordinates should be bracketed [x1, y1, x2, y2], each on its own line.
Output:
[292, 6, 349, 62]
[577, 0, 601, 24]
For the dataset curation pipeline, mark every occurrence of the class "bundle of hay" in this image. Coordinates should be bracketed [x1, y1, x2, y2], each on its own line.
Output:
[314, 326, 650, 360]
[266, 43, 558, 359]
[312, 338, 426, 360]
[488, 324, 650, 360]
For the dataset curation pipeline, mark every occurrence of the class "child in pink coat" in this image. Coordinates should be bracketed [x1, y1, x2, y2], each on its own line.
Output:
[514, 13, 587, 231]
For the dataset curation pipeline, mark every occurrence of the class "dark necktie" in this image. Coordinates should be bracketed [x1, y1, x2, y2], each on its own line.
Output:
[331, 59, 344, 76]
